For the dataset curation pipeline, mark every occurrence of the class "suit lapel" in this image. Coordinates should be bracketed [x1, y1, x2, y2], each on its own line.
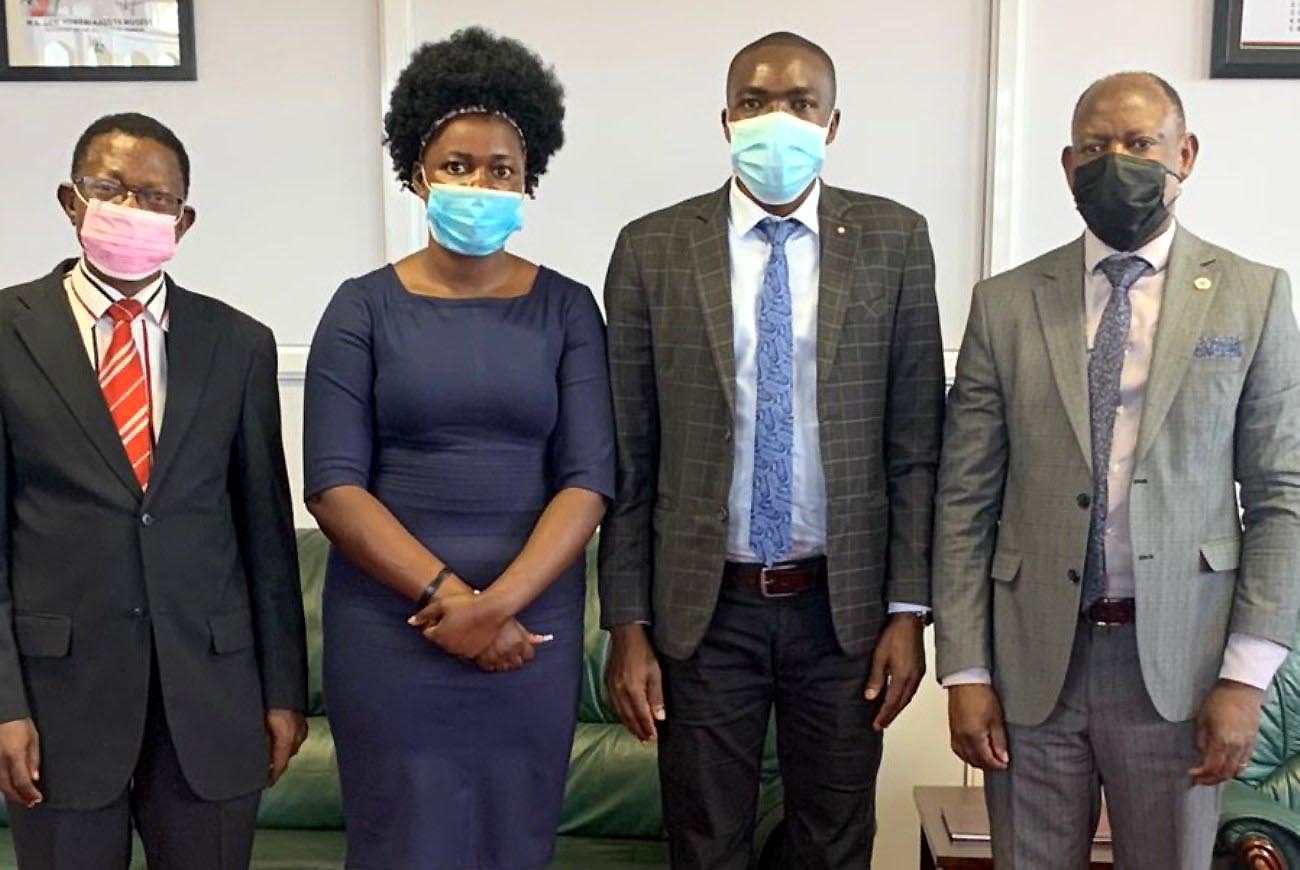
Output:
[690, 184, 737, 406]
[12, 264, 143, 499]
[1135, 228, 1218, 463]
[815, 186, 860, 385]
[1032, 239, 1092, 469]
[144, 283, 219, 502]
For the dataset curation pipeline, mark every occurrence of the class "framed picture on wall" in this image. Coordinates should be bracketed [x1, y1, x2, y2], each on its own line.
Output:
[0, 0, 195, 81]
[1212, 0, 1300, 78]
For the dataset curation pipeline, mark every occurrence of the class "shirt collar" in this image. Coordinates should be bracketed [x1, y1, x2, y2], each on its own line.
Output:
[69, 259, 169, 330]
[1084, 219, 1177, 276]
[729, 177, 821, 238]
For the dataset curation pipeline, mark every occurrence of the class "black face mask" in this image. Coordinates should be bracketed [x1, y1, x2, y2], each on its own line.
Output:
[1072, 153, 1181, 252]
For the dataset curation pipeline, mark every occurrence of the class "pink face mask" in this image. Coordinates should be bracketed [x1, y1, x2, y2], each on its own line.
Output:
[78, 198, 179, 281]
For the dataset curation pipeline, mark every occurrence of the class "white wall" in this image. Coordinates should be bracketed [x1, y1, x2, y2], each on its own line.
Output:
[0, 0, 385, 346]
[1012, 0, 1300, 293]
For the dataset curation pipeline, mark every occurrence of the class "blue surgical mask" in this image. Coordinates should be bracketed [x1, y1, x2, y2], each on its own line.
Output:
[728, 111, 828, 205]
[424, 182, 525, 257]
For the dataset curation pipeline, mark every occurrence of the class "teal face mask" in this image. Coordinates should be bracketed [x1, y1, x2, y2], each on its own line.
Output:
[728, 111, 828, 205]
[425, 182, 525, 257]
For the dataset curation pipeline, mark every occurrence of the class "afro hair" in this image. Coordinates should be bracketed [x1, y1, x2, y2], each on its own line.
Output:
[384, 27, 565, 195]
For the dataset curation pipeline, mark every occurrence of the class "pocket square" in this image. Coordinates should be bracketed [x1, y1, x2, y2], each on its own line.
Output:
[1193, 335, 1243, 358]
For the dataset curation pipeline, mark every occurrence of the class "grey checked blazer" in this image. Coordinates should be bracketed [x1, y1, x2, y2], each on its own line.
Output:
[934, 227, 1300, 726]
[599, 183, 945, 660]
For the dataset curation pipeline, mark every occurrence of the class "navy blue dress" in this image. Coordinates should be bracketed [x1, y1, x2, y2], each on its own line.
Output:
[303, 265, 615, 870]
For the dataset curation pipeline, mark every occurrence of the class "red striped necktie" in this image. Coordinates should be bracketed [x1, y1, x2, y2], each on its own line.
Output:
[99, 299, 152, 488]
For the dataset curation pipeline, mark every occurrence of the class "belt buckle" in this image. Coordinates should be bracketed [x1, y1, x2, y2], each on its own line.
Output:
[1087, 599, 1128, 627]
[759, 563, 799, 599]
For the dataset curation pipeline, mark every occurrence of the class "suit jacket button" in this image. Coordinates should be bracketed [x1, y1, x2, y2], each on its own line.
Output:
[1067, 569, 1080, 584]
[1076, 493, 1091, 509]
[141, 513, 155, 527]
[718, 507, 729, 522]
[129, 607, 147, 618]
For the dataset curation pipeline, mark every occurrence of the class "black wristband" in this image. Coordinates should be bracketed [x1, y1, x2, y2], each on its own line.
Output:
[416, 567, 453, 610]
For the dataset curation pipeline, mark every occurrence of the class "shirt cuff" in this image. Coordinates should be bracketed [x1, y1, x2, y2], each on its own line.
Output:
[941, 667, 992, 687]
[1219, 632, 1289, 690]
[888, 602, 931, 615]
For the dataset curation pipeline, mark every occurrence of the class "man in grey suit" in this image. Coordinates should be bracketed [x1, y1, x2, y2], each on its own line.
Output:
[600, 31, 945, 869]
[934, 71, 1300, 869]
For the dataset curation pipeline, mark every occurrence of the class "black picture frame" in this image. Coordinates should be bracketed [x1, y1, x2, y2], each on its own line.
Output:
[1212, 0, 1300, 78]
[0, 0, 196, 82]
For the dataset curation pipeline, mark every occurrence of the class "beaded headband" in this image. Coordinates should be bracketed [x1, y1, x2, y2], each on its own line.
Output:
[418, 105, 528, 156]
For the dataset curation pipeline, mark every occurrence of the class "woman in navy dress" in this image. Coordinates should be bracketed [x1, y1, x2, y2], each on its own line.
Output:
[303, 29, 613, 869]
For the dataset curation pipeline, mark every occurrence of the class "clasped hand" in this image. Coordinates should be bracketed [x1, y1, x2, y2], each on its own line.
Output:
[409, 590, 548, 673]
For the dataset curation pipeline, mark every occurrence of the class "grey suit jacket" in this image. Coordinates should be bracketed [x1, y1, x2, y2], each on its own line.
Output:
[0, 263, 308, 809]
[599, 183, 945, 660]
[934, 227, 1300, 725]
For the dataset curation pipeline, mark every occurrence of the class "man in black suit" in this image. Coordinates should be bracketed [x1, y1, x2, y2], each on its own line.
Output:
[0, 113, 308, 869]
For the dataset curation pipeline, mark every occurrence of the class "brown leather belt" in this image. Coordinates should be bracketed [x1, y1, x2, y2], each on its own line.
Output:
[724, 557, 827, 598]
[1083, 598, 1136, 626]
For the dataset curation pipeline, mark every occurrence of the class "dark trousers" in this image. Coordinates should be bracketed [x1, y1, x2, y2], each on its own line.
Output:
[7, 659, 261, 870]
[658, 585, 883, 870]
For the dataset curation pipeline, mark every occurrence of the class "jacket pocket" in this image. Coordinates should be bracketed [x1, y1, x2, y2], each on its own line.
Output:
[990, 550, 1023, 583]
[209, 611, 255, 654]
[14, 613, 72, 658]
[1199, 536, 1242, 573]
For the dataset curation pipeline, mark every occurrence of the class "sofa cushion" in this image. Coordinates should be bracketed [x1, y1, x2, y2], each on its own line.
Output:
[561, 722, 662, 838]
[295, 529, 330, 718]
[258, 716, 343, 830]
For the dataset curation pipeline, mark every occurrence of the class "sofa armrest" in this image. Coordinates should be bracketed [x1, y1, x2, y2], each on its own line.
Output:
[1218, 780, 1300, 869]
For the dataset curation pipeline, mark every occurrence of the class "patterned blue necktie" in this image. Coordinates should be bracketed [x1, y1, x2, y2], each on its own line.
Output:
[1082, 253, 1151, 610]
[749, 217, 800, 565]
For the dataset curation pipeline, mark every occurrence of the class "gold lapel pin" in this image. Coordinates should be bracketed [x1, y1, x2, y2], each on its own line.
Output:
[1194, 276, 1213, 291]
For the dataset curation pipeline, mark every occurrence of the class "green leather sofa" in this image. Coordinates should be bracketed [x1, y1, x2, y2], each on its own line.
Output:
[1217, 637, 1300, 869]
[0, 530, 784, 868]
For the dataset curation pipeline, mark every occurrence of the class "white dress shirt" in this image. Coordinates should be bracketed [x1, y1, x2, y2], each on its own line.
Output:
[726, 179, 826, 563]
[943, 221, 1287, 690]
[63, 259, 169, 440]
[724, 179, 924, 614]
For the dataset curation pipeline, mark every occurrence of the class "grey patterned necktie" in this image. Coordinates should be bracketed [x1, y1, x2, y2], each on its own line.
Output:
[1081, 253, 1151, 611]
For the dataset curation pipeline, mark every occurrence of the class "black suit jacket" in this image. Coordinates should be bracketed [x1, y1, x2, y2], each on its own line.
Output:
[0, 261, 308, 810]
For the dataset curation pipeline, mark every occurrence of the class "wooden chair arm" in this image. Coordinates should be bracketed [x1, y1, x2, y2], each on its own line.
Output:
[1239, 834, 1286, 870]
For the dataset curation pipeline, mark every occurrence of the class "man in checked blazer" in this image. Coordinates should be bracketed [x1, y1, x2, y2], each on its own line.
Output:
[934, 72, 1300, 869]
[599, 32, 944, 869]
[0, 114, 308, 869]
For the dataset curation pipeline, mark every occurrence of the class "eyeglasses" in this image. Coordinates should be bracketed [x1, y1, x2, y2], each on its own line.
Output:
[72, 176, 186, 217]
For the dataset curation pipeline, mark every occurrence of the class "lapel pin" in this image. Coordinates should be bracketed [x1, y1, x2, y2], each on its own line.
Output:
[836, 226, 847, 235]
[1194, 276, 1213, 291]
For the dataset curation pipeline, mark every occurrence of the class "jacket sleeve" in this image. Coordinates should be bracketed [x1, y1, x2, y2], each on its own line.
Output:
[231, 328, 308, 712]
[1231, 268, 1300, 647]
[597, 227, 659, 628]
[882, 215, 946, 607]
[933, 283, 1008, 679]
[0, 392, 30, 723]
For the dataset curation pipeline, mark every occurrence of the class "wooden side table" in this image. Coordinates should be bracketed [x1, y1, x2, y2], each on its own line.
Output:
[914, 786, 1115, 869]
